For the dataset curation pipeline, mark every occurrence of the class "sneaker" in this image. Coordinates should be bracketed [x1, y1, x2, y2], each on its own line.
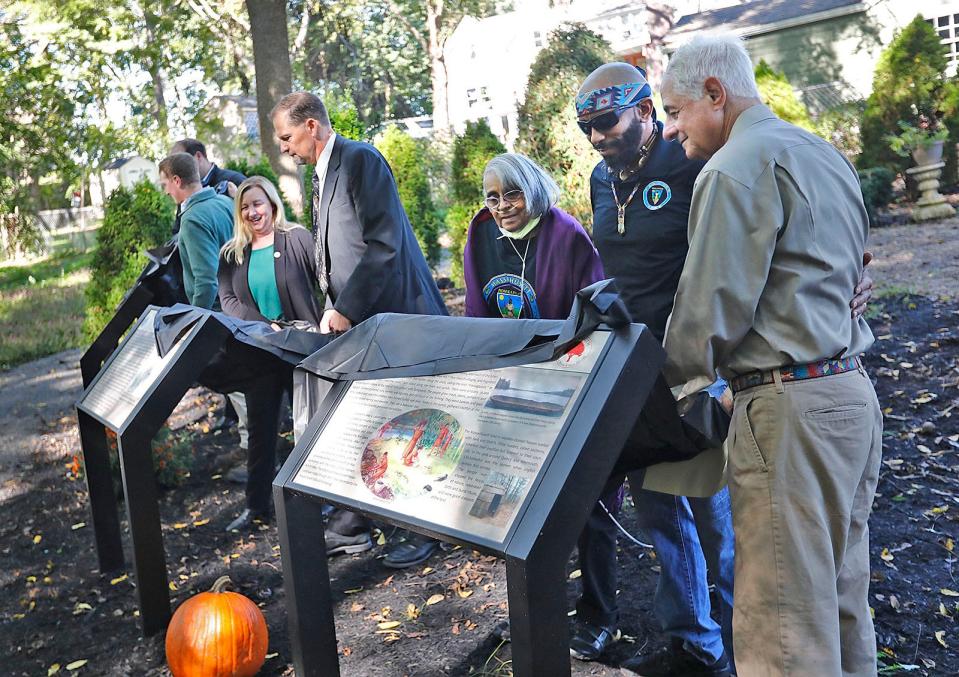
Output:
[620, 641, 731, 676]
[382, 532, 439, 569]
[325, 530, 373, 556]
[569, 619, 620, 661]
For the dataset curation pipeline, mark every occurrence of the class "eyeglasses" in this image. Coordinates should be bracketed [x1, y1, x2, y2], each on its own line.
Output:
[578, 104, 637, 136]
[485, 190, 525, 211]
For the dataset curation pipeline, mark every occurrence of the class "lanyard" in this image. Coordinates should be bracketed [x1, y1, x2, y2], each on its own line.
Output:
[609, 127, 659, 236]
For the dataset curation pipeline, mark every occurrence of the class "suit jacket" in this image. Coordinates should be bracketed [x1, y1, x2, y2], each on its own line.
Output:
[218, 226, 325, 327]
[314, 136, 447, 322]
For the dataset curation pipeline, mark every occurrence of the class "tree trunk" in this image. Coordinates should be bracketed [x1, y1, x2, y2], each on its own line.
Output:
[426, 0, 450, 134]
[245, 0, 304, 215]
[643, 2, 675, 91]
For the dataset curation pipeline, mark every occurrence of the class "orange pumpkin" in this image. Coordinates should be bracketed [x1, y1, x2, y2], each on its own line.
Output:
[165, 576, 269, 677]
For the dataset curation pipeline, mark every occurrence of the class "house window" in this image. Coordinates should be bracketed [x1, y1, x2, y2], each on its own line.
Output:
[534, 31, 542, 47]
[927, 12, 959, 70]
[244, 111, 259, 141]
[467, 88, 478, 108]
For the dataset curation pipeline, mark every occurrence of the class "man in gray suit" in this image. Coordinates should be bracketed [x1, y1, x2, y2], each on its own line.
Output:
[272, 92, 448, 563]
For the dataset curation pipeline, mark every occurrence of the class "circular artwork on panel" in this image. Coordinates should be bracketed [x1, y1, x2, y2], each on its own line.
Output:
[359, 409, 465, 502]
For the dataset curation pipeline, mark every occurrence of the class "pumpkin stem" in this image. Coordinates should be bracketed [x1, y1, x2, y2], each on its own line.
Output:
[210, 575, 233, 593]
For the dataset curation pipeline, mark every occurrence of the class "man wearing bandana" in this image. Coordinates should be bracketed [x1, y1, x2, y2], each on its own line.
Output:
[570, 62, 736, 677]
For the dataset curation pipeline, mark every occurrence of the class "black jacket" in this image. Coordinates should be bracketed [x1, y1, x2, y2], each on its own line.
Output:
[314, 136, 447, 322]
[217, 226, 325, 327]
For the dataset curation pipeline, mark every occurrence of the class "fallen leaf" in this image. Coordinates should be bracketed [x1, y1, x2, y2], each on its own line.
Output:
[426, 594, 445, 606]
[193, 519, 210, 527]
[421, 567, 434, 575]
[880, 548, 894, 562]
[71, 523, 86, 531]
[378, 620, 401, 630]
[940, 603, 950, 617]
[890, 595, 900, 611]
[350, 602, 364, 612]
[265, 652, 278, 659]
[344, 587, 363, 594]
[945, 538, 954, 552]
[941, 588, 959, 597]
[376, 532, 387, 546]
[456, 587, 473, 599]
[47, 664, 60, 675]
[33, 534, 42, 545]
[65, 660, 88, 671]
[173, 523, 188, 530]
[935, 630, 948, 648]
[406, 603, 420, 620]
[568, 569, 582, 580]
[110, 574, 128, 585]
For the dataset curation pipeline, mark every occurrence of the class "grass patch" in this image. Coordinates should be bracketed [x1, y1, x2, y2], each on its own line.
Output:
[0, 250, 92, 370]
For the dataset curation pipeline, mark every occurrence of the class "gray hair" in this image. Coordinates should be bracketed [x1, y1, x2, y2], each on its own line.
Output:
[663, 34, 760, 100]
[483, 153, 560, 219]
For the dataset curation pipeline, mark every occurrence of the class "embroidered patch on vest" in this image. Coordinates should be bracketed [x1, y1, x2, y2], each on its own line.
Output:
[642, 180, 671, 210]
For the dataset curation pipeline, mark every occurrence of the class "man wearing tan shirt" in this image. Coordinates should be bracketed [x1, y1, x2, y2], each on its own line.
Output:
[660, 35, 883, 676]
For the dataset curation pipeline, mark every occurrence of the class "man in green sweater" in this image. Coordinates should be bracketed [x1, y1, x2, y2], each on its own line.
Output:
[158, 152, 234, 309]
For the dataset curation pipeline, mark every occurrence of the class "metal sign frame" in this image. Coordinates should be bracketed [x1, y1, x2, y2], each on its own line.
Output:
[273, 323, 667, 676]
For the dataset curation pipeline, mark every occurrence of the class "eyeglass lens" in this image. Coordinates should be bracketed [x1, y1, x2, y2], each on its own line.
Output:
[485, 190, 523, 210]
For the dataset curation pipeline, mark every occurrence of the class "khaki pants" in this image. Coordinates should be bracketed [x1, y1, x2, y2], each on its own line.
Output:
[729, 368, 882, 676]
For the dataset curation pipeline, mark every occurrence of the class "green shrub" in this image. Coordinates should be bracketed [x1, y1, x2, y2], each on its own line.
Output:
[101, 426, 195, 491]
[376, 126, 441, 266]
[516, 23, 613, 228]
[446, 120, 506, 286]
[83, 180, 173, 340]
[859, 16, 953, 181]
[815, 102, 864, 162]
[858, 167, 896, 227]
[755, 60, 814, 131]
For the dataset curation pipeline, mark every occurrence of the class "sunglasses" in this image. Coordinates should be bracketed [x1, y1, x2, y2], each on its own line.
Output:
[578, 104, 638, 136]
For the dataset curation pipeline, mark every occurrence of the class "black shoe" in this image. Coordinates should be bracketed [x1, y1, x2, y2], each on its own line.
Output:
[211, 415, 237, 432]
[225, 508, 269, 532]
[621, 641, 731, 676]
[492, 619, 511, 643]
[382, 532, 439, 569]
[325, 530, 373, 556]
[569, 619, 620, 661]
[225, 463, 248, 484]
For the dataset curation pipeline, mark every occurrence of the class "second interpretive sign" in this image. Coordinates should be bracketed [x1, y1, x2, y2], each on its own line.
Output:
[291, 332, 610, 546]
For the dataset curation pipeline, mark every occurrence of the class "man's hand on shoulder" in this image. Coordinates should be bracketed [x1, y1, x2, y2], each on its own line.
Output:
[320, 308, 352, 334]
[850, 251, 874, 319]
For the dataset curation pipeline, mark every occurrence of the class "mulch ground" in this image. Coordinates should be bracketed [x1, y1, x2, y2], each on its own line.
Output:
[1, 293, 957, 676]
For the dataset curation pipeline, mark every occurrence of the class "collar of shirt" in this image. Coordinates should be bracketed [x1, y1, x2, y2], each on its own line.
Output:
[181, 186, 214, 214]
[201, 164, 215, 186]
[727, 103, 776, 142]
[313, 132, 338, 201]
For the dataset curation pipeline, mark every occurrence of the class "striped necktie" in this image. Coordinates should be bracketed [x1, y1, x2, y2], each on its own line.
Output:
[311, 169, 329, 295]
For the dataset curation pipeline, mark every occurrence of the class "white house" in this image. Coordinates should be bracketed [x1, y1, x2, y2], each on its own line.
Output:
[100, 156, 159, 197]
[444, 0, 745, 147]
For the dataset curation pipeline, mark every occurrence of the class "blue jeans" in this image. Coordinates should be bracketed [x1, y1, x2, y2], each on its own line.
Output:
[635, 486, 735, 665]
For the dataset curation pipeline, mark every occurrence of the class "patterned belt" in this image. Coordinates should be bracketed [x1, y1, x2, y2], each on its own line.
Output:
[729, 356, 862, 393]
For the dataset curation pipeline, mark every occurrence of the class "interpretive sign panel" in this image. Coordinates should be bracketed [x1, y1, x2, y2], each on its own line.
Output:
[291, 333, 609, 545]
[80, 309, 195, 429]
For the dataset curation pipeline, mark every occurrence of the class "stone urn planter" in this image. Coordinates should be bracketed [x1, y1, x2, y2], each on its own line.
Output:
[911, 139, 945, 168]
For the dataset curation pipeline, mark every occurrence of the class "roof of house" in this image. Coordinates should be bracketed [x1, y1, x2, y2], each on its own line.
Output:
[103, 157, 133, 170]
[673, 0, 864, 37]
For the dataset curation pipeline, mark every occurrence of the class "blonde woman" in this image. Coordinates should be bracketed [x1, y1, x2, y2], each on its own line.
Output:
[217, 176, 322, 532]
[218, 175, 323, 328]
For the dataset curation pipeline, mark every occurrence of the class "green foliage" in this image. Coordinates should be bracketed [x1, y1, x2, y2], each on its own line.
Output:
[814, 103, 864, 162]
[885, 120, 950, 157]
[516, 23, 613, 227]
[755, 60, 814, 131]
[858, 167, 896, 227]
[0, 19, 82, 254]
[860, 15, 954, 179]
[83, 181, 173, 340]
[446, 121, 506, 285]
[105, 426, 195, 491]
[225, 156, 297, 223]
[376, 127, 441, 266]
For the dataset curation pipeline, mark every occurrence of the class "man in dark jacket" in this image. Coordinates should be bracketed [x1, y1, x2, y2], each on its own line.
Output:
[271, 91, 447, 560]
[170, 138, 246, 235]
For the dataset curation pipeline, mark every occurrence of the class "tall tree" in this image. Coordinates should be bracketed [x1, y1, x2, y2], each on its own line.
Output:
[245, 0, 304, 214]
[382, 0, 500, 133]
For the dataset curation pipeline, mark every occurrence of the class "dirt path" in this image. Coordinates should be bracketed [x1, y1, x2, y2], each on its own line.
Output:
[869, 218, 959, 299]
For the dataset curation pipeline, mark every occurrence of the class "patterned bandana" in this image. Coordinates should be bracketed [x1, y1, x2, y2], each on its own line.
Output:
[575, 80, 652, 118]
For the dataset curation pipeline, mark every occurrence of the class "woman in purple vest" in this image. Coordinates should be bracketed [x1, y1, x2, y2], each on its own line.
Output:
[464, 153, 604, 320]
